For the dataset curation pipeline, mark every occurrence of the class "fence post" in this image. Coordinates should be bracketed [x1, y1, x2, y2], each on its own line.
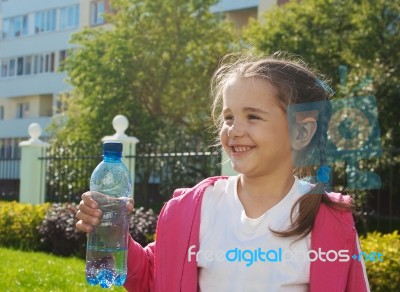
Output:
[221, 150, 237, 176]
[18, 123, 49, 204]
[102, 115, 139, 198]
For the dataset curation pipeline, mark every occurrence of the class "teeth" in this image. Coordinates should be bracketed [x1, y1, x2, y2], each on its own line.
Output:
[234, 146, 252, 152]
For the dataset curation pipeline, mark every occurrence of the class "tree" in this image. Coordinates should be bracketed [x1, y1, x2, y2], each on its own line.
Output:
[243, 0, 400, 148]
[52, 0, 236, 147]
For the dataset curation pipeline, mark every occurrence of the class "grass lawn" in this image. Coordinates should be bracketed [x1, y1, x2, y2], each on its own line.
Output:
[0, 247, 125, 291]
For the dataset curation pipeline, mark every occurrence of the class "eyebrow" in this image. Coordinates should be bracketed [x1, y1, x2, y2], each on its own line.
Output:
[222, 107, 270, 115]
[243, 107, 269, 115]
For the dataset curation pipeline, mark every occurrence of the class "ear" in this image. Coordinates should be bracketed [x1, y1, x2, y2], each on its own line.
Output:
[291, 117, 317, 150]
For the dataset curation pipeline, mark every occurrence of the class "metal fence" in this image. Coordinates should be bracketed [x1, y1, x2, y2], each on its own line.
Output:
[0, 157, 21, 201]
[40, 141, 221, 211]
[352, 149, 400, 234]
[324, 148, 400, 234]
[40, 146, 102, 204]
[132, 147, 221, 210]
[0, 142, 21, 200]
[1, 141, 399, 234]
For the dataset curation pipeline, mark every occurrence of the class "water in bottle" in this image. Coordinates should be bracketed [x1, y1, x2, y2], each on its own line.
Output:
[86, 142, 132, 288]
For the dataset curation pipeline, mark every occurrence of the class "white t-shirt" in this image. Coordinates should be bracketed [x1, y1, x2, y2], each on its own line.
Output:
[197, 175, 314, 292]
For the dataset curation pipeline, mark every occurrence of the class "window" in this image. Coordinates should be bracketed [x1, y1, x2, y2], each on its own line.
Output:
[17, 57, 24, 76]
[2, 19, 9, 39]
[35, 9, 56, 34]
[32, 53, 54, 74]
[59, 50, 68, 65]
[44, 53, 55, 72]
[60, 4, 80, 30]
[2, 15, 29, 39]
[16, 102, 30, 119]
[9, 59, 16, 77]
[22, 15, 28, 35]
[0, 106, 4, 120]
[0, 138, 23, 159]
[0, 51, 61, 78]
[0, 138, 12, 159]
[24, 56, 32, 75]
[0, 58, 24, 78]
[1, 61, 8, 78]
[34, 55, 44, 74]
[91, 1, 105, 25]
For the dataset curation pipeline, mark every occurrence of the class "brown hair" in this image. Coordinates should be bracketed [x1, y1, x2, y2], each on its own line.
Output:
[211, 52, 353, 240]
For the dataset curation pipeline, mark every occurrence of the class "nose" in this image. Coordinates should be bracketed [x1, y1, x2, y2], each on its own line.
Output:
[227, 121, 244, 138]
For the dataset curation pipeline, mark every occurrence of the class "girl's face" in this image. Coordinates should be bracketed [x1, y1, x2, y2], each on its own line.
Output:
[220, 77, 294, 177]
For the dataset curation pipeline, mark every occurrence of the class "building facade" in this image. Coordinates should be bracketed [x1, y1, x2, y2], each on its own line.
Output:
[0, 0, 111, 198]
[0, 0, 281, 197]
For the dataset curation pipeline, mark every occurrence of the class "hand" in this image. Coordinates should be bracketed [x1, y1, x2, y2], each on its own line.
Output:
[75, 191, 135, 233]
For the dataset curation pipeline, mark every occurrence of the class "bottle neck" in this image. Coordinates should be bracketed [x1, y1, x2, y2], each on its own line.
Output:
[103, 151, 122, 162]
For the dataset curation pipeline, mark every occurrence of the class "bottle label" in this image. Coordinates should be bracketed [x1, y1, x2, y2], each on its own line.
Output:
[101, 211, 115, 227]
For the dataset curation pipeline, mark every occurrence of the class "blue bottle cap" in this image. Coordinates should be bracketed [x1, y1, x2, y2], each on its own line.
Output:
[103, 142, 123, 153]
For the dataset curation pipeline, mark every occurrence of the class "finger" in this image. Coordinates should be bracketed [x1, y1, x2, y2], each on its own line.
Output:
[76, 219, 94, 233]
[76, 209, 101, 226]
[81, 191, 99, 209]
[78, 200, 102, 218]
[127, 198, 134, 213]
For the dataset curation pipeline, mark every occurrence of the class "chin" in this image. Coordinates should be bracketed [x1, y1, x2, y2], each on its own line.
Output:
[231, 164, 248, 175]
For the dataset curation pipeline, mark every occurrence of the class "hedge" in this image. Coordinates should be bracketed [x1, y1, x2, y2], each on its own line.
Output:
[0, 201, 157, 257]
[37, 202, 87, 257]
[0, 201, 50, 250]
[360, 231, 400, 291]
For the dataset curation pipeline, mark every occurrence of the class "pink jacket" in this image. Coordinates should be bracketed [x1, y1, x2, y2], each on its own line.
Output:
[124, 176, 370, 292]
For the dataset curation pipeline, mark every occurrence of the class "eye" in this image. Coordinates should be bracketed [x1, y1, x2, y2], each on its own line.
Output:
[224, 115, 234, 121]
[248, 114, 261, 120]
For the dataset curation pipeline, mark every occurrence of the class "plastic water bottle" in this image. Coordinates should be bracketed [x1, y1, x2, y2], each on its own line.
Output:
[86, 142, 132, 288]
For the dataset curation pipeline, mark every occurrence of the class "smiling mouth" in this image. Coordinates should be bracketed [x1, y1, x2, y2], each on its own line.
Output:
[231, 146, 254, 153]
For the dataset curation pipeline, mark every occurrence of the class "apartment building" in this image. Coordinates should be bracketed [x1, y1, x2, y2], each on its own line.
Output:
[0, 0, 109, 197]
[212, 0, 289, 29]
[0, 0, 75, 158]
[0, 0, 283, 197]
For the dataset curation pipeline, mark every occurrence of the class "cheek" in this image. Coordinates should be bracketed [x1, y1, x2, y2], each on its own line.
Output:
[219, 125, 229, 145]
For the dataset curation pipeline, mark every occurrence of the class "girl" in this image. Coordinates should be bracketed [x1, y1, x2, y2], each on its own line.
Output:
[76, 53, 370, 291]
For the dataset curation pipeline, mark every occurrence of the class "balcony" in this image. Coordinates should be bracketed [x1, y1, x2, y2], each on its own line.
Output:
[0, 72, 70, 98]
[0, 116, 52, 139]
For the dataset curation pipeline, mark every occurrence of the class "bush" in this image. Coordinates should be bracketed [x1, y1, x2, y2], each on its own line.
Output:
[0, 201, 50, 250]
[37, 203, 158, 257]
[37, 203, 86, 257]
[360, 230, 400, 291]
[129, 207, 158, 247]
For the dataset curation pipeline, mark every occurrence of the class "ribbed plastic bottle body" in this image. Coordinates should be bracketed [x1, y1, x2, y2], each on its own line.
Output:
[86, 152, 132, 288]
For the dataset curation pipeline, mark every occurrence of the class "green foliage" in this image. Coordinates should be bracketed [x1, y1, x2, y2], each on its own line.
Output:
[243, 0, 400, 147]
[0, 201, 50, 250]
[129, 206, 158, 246]
[243, 0, 400, 221]
[54, 0, 236, 148]
[0, 201, 157, 258]
[0, 247, 124, 291]
[37, 203, 158, 257]
[360, 231, 400, 291]
[38, 203, 87, 257]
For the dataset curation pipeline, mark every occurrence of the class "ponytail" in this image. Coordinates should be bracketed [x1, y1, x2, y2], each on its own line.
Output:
[270, 182, 353, 240]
